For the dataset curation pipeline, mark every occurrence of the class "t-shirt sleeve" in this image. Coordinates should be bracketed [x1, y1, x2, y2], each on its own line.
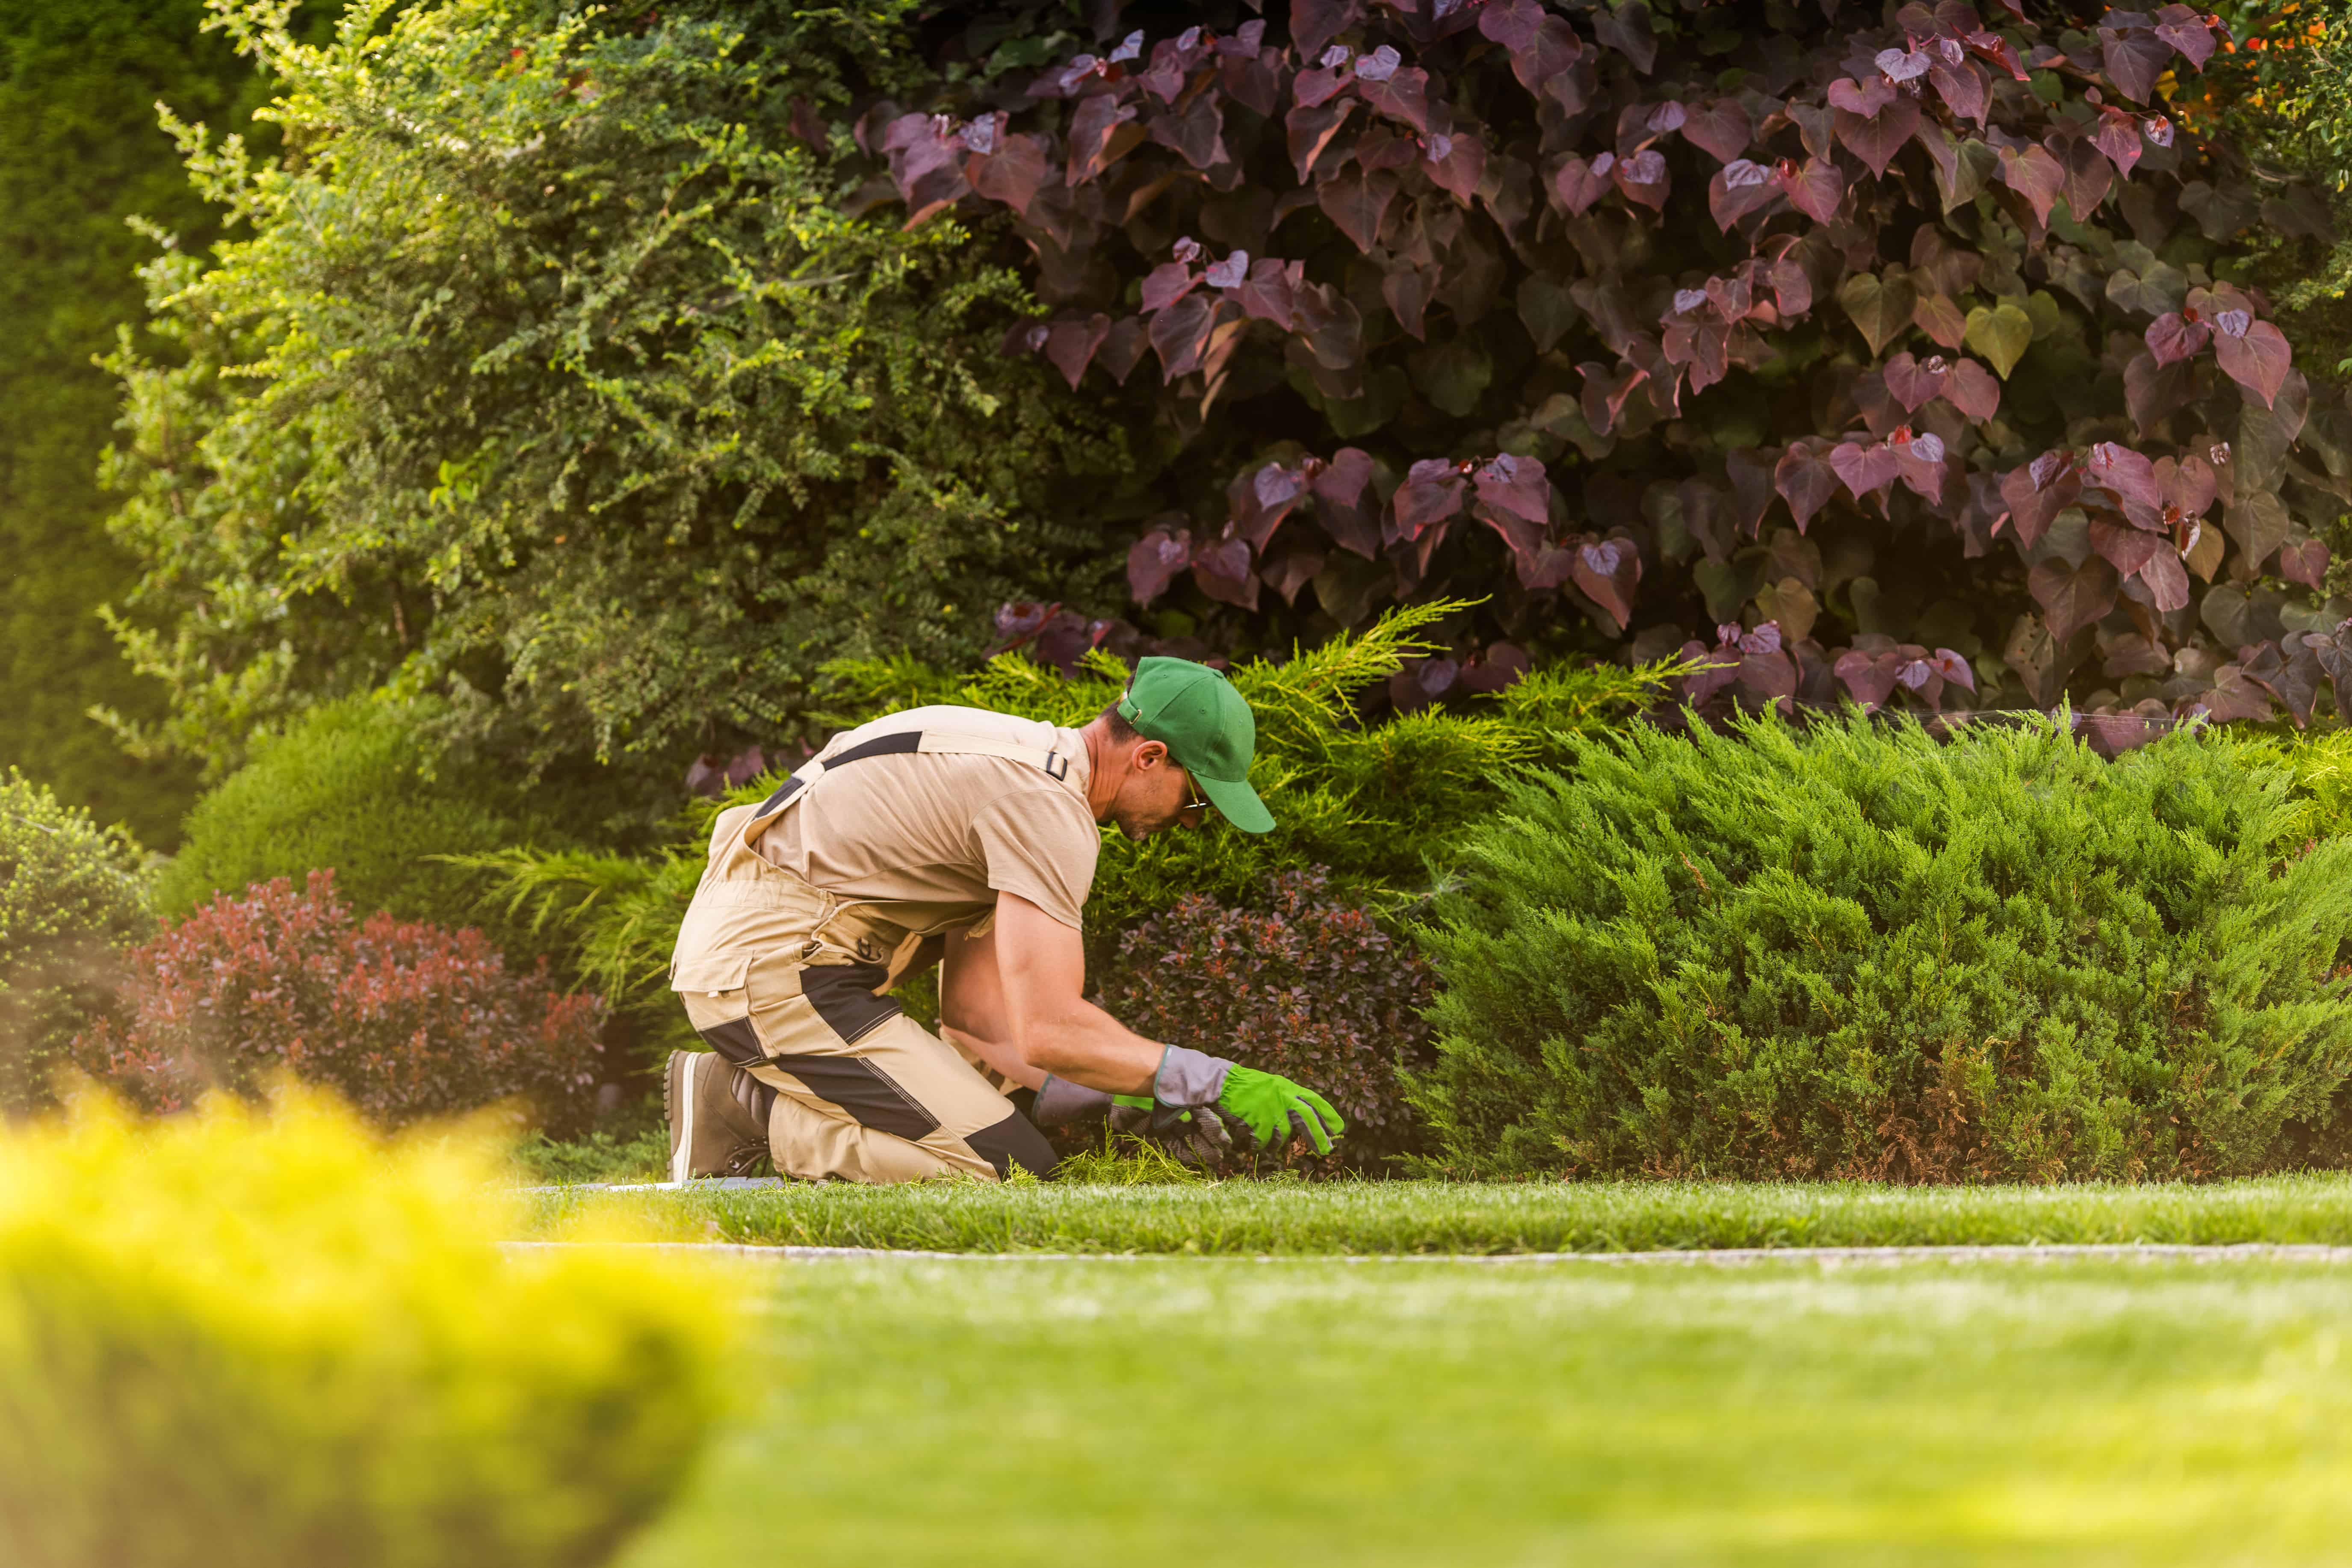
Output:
[971, 788, 1100, 929]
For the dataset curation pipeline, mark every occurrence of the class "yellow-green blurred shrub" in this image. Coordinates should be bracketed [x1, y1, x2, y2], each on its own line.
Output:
[0, 1087, 733, 1568]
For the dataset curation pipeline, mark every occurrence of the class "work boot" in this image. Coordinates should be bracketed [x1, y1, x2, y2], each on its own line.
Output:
[665, 1050, 770, 1182]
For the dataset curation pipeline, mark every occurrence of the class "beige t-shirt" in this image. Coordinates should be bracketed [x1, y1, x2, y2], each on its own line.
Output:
[752, 706, 1101, 930]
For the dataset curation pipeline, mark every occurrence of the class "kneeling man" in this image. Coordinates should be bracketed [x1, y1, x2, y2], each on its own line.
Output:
[664, 656, 1344, 1183]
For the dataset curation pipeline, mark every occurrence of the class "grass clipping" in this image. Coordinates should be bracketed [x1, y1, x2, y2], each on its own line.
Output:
[0, 1086, 739, 1568]
[1046, 1125, 1213, 1186]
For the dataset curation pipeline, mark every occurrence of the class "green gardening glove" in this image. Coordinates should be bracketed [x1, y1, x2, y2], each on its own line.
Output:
[1216, 1067, 1344, 1155]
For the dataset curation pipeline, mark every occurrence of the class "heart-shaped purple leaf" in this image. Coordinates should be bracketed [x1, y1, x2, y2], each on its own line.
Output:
[1474, 453, 1551, 528]
[1127, 528, 1192, 604]
[1875, 47, 1932, 81]
[2215, 320, 2293, 409]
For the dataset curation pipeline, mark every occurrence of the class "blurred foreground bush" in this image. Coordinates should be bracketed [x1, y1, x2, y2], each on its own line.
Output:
[1413, 712, 2352, 1182]
[0, 770, 150, 1115]
[0, 1087, 730, 1568]
[1092, 869, 1435, 1167]
[76, 871, 603, 1132]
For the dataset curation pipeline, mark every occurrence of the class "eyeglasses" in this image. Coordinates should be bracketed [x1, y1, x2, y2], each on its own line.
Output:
[1179, 769, 1215, 818]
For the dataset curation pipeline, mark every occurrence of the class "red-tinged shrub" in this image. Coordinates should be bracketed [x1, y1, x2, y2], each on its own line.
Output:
[872, 1, 2351, 731]
[74, 870, 603, 1131]
[1092, 869, 1435, 1165]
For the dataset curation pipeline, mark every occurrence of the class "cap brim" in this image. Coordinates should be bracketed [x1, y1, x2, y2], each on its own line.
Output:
[1197, 772, 1275, 834]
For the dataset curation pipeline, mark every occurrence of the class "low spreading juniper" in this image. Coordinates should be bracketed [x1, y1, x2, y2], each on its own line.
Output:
[1411, 711, 2352, 1183]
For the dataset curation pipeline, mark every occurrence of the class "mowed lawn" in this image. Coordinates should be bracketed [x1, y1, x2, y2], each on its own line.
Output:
[538, 1172, 2352, 1254]
[621, 1254, 2352, 1568]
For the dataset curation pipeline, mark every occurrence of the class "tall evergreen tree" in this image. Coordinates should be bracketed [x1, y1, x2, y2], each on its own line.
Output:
[0, 1, 275, 841]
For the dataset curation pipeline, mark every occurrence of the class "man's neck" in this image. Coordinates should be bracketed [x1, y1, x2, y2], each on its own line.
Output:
[1078, 715, 1120, 824]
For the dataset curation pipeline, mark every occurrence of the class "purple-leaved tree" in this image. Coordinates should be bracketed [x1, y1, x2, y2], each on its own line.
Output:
[865, 0, 2347, 725]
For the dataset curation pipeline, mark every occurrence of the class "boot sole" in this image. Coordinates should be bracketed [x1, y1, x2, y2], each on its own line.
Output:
[666, 1050, 696, 1185]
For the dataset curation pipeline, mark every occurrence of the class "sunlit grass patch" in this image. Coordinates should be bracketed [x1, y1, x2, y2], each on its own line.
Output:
[530, 1172, 2352, 1255]
[621, 1254, 2352, 1568]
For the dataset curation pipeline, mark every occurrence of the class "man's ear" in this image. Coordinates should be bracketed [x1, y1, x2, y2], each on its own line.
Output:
[1132, 738, 1170, 771]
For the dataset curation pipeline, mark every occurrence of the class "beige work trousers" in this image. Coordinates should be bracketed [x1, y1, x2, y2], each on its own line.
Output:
[670, 806, 1056, 1184]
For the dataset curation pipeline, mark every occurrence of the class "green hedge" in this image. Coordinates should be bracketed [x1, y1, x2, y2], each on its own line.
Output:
[1410, 712, 2352, 1182]
[154, 697, 578, 964]
[0, 769, 149, 1113]
[0, 1088, 730, 1567]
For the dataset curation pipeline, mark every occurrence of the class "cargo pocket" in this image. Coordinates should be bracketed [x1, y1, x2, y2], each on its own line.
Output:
[670, 953, 762, 1067]
[670, 952, 753, 996]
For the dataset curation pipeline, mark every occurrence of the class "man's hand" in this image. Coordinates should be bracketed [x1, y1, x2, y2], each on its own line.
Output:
[1148, 1045, 1346, 1158]
[1217, 1068, 1344, 1155]
[1111, 1094, 1233, 1166]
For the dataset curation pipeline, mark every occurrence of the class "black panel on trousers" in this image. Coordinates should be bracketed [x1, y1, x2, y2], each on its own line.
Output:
[800, 961, 901, 1045]
[695, 1014, 766, 1070]
[966, 1109, 1059, 1179]
[772, 1053, 940, 1141]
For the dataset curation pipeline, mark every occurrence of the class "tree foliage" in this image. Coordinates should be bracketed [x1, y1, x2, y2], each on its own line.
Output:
[1410, 710, 2352, 1181]
[0, 0, 278, 841]
[101, 0, 1130, 785]
[2176, 0, 2352, 448]
[860, 0, 2352, 730]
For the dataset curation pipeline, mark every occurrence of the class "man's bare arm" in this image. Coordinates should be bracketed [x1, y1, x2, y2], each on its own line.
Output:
[937, 920, 1046, 1091]
[989, 891, 1161, 1095]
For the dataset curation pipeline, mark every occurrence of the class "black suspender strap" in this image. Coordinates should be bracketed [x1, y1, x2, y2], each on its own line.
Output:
[751, 775, 804, 818]
[751, 729, 1071, 818]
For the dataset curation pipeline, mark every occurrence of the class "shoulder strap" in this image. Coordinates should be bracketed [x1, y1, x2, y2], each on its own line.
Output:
[750, 729, 1076, 821]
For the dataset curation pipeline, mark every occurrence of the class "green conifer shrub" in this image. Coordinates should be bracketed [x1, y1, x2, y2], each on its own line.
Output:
[1410, 711, 2352, 1181]
[153, 696, 600, 966]
[2271, 722, 2352, 841]
[0, 770, 151, 1114]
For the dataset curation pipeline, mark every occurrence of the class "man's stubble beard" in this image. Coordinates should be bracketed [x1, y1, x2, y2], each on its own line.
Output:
[1110, 797, 1179, 841]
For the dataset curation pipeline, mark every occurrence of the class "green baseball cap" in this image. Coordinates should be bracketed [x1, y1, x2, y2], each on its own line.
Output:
[1116, 656, 1274, 833]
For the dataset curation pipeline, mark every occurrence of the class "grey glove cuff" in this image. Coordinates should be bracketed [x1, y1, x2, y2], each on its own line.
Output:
[1154, 1044, 1234, 1109]
[1032, 1074, 1116, 1128]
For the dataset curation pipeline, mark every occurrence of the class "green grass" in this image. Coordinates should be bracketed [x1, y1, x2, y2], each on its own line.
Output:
[513, 1125, 668, 1185]
[532, 1173, 2352, 1254]
[617, 1254, 2352, 1567]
